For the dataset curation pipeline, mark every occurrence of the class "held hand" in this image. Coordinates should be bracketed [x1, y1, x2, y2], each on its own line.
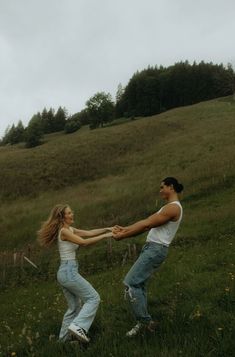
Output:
[112, 230, 126, 241]
[113, 234, 123, 241]
[111, 225, 126, 241]
[104, 231, 113, 238]
[112, 225, 124, 234]
[106, 227, 114, 232]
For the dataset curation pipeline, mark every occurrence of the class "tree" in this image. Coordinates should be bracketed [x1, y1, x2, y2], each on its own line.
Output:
[86, 92, 114, 129]
[12, 120, 25, 144]
[25, 114, 44, 148]
[47, 108, 55, 133]
[115, 83, 125, 118]
[54, 107, 67, 131]
[64, 114, 81, 134]
[115, 83, 124, 103]
[41, 108, 49, 133]
[0, 121, 25, 145]
[1, 124, 15, 145]
[77, 108, 90, 126]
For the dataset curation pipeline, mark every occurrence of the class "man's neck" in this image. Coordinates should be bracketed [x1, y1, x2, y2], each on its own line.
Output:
[167, 194, 179, 203]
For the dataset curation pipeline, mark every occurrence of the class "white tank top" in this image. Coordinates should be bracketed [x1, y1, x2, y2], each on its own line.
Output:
[58, 227, 79, 260]
[146, 201, 183, 247]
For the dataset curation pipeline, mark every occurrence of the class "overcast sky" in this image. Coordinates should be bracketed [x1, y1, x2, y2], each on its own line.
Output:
[0, 0, 235, 138]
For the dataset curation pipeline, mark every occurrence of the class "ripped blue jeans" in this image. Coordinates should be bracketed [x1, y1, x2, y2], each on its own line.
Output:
[123, 242, 168, 323]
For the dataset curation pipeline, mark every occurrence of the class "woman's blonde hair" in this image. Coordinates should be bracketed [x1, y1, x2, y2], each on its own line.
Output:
[37, 204, 69, 247]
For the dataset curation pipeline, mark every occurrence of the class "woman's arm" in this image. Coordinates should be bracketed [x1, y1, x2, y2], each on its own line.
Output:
[61, 228, 113, 246]
[73, 227, 112, 238]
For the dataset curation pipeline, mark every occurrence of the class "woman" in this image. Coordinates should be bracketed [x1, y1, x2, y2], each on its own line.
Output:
[113, 177, 183, 337]
[37, 204, 113, 343]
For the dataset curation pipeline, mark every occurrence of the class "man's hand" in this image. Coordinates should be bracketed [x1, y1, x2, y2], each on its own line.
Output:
[112, 225, 126, 240]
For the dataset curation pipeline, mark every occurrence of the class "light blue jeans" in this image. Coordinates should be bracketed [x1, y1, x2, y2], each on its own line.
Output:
[57, 260, 100, 341]
[124, 242, 168, 323]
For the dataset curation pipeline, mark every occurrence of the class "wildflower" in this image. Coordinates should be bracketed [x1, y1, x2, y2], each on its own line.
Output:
[218, 327, 223, 331]
[21, 325, 27, 335]
[49, 334, 56, 341]
[26, 336, 33, 345]
[194, 310, 202, 318]
[225, 287, 230, 292]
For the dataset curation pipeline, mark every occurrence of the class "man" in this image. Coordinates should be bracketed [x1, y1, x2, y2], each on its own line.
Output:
[113, 177, 183, 337]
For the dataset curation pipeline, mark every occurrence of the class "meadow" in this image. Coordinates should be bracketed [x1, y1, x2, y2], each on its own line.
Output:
[0, 96, 234, 356]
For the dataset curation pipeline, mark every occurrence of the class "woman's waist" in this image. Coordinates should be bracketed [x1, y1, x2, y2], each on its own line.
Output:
[59, 259, 78, 267]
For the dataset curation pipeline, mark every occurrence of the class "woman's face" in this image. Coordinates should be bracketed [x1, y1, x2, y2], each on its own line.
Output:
[159, 182, 173, 200]
[63, 206, 74, 225]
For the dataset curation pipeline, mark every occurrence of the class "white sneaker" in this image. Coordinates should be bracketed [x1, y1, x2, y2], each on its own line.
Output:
[126, 322, 143, 337]
[68, 323, 90, 343]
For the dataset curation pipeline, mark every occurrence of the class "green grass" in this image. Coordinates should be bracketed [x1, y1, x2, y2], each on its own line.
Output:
[0, 238, 234, 356]
[0, 96, 235, 356]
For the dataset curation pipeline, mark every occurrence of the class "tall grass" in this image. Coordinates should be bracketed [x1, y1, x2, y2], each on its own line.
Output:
[0, 238, 234, 356]
[0, 97, 235, 201]
[0, 96, 235, 356]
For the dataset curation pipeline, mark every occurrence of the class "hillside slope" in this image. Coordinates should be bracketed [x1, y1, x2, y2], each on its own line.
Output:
[0, 97, 234, 356]
[0, 96, 235, 201]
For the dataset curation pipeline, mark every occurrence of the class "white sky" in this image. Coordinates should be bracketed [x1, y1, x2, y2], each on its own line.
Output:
[0, 0, 235, 137]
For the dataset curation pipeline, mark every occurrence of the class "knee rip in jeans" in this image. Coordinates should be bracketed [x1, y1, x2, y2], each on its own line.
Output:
[124, 285, 136, 303]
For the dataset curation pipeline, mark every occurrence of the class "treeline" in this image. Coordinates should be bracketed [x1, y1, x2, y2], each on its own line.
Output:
[1, 92, 115, 147]
[116, 61, 235, 117]
[1, 107, 69, 148]
[1, 61, 234, 148]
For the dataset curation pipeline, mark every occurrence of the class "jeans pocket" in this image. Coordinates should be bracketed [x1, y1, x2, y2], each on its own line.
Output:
[57, 268, 68, 285]
[149, 246, 167, 269]
[67, 264, 78, 281]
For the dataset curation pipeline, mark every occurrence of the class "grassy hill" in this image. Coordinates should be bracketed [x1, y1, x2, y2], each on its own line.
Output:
[0, 97, 234, 356]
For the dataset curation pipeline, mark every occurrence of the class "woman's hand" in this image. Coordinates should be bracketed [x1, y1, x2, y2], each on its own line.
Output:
[105, 227, 114, 232]
[103, 231, 113, 238]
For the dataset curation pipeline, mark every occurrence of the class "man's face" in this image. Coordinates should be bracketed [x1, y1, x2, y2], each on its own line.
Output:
[159, 182, 172, 199]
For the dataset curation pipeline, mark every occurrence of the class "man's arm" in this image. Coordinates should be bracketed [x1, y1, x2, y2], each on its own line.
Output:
[113, 204, 180, 240]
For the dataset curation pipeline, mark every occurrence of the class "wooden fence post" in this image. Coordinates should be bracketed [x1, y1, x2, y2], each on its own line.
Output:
[2, 251, 6, 285]
[132, 244, 137, 259]
[127, 244, 131, 258]
[122, 251, 128, 266]
[20, 251, 24, 270]
[13, 252, 17, 266]
[27, 244, 31, 259]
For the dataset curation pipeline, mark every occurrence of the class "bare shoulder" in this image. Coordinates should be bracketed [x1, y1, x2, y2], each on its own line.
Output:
[60, 227, 72, 241]
[161, 202, 181, 220]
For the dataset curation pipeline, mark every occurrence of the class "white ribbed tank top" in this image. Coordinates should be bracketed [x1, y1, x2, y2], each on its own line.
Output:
[146, 201, 183, 247]
[58, 227, 79, 260]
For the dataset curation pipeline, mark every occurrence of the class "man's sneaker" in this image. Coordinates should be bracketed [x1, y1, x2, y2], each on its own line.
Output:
[68, 323, 90, 343]
[147, 320, 158, 332]
[126, 322, 143, 337]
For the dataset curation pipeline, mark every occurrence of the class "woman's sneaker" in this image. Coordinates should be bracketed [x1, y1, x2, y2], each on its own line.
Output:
[126, 322, 143, 337]
[68, 323, 90, 343]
